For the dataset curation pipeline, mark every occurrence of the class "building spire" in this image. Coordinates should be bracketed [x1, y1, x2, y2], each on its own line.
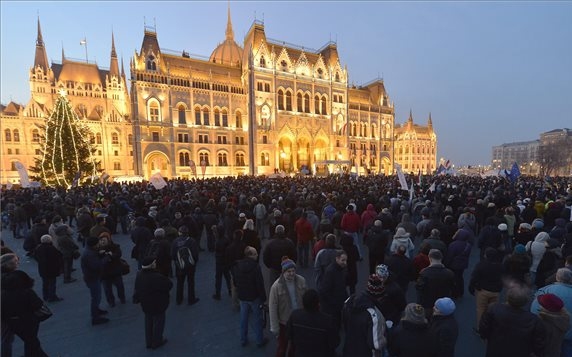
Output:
[408, 109, 413, 122]
[34, 17, 50, 71]
[428, 112, 433, 129]
[61, 44, 65, 63]
[109, 32, 120, 77]
[225, 1, 234, 41]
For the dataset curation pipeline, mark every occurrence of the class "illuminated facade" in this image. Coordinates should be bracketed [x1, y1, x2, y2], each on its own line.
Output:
[2, 8, 444, 182]
[0, 19, 133, 184]
[393, 111, 437, 174]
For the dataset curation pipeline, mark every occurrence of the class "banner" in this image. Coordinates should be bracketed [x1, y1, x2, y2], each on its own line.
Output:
[14, 162, 30, 188]
[200, 160, 207, 177]
[189, 160, 197, 178]
[394, 163, 408, 191]
[149, 172, 167, 190]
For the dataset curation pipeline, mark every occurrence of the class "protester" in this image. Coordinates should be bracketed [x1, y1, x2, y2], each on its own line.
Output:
[33, 235, 63, 302]
[171, 225, 200, 305]
[429, 297, 458, 357]
[81, 236, 111, 325]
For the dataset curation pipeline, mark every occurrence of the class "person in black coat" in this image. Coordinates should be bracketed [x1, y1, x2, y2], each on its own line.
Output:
[133, 257, 173, 350]
[81, 236, 112, 325]
[340, 233, 359, 295]
[429, 298, 459, 357]
[318, 250, 348, 333]
[416, 249, 455, 319]
[212, 225, 231, 300]
[1, 253, 49, 357]
[470, 247, 504, 328]
[34, 235, 63, 302]
[131, 216, 154, 270]
[287, 289, 336, 357]
[99, 234, 126, 307]
[479, 284, 546, 357]
[365, 220, 390, 275]
[388, 303, 437, 357]
[374, 264, 407, 325]
[385, 245, 415, 294]
[171, 225, 200, 305]
[263, 225, 297, 285]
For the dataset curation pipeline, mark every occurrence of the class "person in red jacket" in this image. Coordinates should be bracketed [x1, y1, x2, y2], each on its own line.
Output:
[295, 212, 314, 268]
[341, 204, 362, 260]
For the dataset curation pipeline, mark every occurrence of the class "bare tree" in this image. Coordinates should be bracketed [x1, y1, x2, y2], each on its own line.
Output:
[538, 136, 572, 177]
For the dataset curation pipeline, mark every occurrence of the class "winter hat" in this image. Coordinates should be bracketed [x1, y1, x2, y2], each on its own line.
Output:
[1, 253, 18, 268]
[274, 210, 282, 217]
[498, 223, 508, 232]
[537, 293, 564, 312]
[239, 212, 246, 219]
[375, 264, 390, 281]
[281, 256, 296, 272]
[40, 234, 52, 243]
[434, 297, 456, 316]
[403, 303, 427, 324]
[519, 223, 532, 231]
[367, 274, 385, 298]
[532, 219, 544, 230]
[513, 244, 527, 255]
[86, 236, 100, 247]
[394, 227, 410, 239]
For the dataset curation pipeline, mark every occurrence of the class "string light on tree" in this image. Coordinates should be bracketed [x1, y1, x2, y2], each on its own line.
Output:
[31, 90, 99, 187]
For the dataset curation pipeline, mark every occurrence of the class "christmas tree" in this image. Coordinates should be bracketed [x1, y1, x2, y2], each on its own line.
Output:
[31, 90, 99, 187]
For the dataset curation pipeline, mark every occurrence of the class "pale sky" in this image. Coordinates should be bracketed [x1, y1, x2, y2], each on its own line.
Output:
[2, 1, 571, 167]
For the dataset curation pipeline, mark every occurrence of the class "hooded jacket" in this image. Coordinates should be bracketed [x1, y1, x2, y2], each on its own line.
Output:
[538, 308, 570, 357]
[268, 274, 306, 333]
[342, 292, 386, 357]
[526, 232, 549, 272]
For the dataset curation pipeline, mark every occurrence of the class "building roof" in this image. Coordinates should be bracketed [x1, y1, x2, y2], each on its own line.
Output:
[53, 60, 109, 85]
[1, 102, 23, 116]
[209, 5, 243, 67]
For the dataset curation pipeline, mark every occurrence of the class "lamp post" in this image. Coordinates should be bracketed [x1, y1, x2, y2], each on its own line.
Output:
[280, 150, 286, 172]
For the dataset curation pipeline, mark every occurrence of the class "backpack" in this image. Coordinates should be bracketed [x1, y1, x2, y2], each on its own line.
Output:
[145, 240, 161, 260]
[176, 239, 195, 270]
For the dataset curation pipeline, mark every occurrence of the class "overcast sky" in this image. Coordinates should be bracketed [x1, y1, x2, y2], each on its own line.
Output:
[2, 1, 571, 167]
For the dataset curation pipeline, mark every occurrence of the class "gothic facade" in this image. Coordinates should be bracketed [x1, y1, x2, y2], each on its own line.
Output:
[1, 8, 440, 184]
[393, 111, 437, 175]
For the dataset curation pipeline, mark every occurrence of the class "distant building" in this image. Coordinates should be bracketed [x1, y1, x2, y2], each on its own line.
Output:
[393, 111, 437, 174]
[492, 140, 539, 174]
[540, 128, 572, 176]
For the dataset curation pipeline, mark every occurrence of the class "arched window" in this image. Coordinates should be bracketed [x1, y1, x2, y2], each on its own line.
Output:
[203, 108, 210, 126]
[351, 123, 357, 137]
[199, 152, 210, 166]
[260, 152, 269, 166]
[235, 153, 245, 166]
[96, 133, 102, 144]
[195, 107, 201, 125]
[285, 91, 292, 111]
[296, 93, 303, 112]
[178, 105, 186, 125]
[218, 152, 228, 166]
[315, 95, 320, 114]
[321, 95, 327, 115]
[128, 134, 133, 146]
[179, 152, 190, 166]
[89, 134, 95, 144]
[32, 129, 40, 143]
[277, 90, 285, 110]
[222, 109, 228, 127]
[304, 94, 310, 113]
[214, 109, 221, 126]
[146, 55, 157, 71]
[4, 129, 11, 142]
[335, 72, 340, 82]
[259, 56, 266, 68]
[148, 99, 160, 122]
[111, 133, 119, 145]
[13, 129, 19, 142]
[236, 111, 243, 129]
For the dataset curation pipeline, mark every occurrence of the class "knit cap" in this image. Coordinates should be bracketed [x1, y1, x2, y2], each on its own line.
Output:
[513, 244, 526, 255]
[375, 264, 390, 281]
[367, 274, 385, 297]
[538, 293, 564, 312]
[532, 218, 544, 230]
[403, 303, 427, 324]
[434, 297, 456, 316]
[281, 256, 296, 272]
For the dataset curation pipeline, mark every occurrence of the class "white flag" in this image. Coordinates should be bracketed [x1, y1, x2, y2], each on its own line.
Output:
[149, 172, 167, 190]
[428, 182, 436, 192]
[395, 163, 408, 191]
[14, 162, 30, 188]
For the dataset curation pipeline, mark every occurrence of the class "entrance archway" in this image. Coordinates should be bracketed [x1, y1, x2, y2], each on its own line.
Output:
[145, 152, 170, 180]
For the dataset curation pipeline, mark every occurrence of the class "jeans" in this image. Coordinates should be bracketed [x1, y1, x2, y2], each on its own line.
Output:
[102, 275, 126, 304]
[176, 266, 196, 304]
[85, 279, 103, 318]
[239, 298, 264, 345]
[214, 263, 231, 296]
[41, 276, 57, 300]
[297, 242, 309, 268]
[145, 312, 166, 348]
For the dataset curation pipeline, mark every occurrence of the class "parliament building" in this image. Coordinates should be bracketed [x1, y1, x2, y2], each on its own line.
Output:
[0, 7, 437, 184]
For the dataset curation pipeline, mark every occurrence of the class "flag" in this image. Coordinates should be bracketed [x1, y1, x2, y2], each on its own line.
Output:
[149, 172, 167, 190]
[436, 164, 446, 175]
[14, 162, 30, 188]
[508, 162, 521, 183]
[418, 170, 422, 186]
[428, 181, 436, 193]
[189, 160, 197, 178]
[409, 179, 414, 202]
[395, 163, 408, 190]
[445, 159, 451, 169]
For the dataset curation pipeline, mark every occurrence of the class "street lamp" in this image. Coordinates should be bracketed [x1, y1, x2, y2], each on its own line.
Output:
[280, 150, 286, 171]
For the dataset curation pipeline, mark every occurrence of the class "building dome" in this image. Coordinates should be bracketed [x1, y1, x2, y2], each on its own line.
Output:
[210, 39, 243, 67]
[209, 5, 243, 67]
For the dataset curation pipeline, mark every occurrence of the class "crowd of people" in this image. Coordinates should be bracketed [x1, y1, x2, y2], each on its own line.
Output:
[1, 173, 572, 356]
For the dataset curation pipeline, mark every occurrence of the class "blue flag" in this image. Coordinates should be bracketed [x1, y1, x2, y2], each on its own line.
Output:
[509, 162, 521, 183]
